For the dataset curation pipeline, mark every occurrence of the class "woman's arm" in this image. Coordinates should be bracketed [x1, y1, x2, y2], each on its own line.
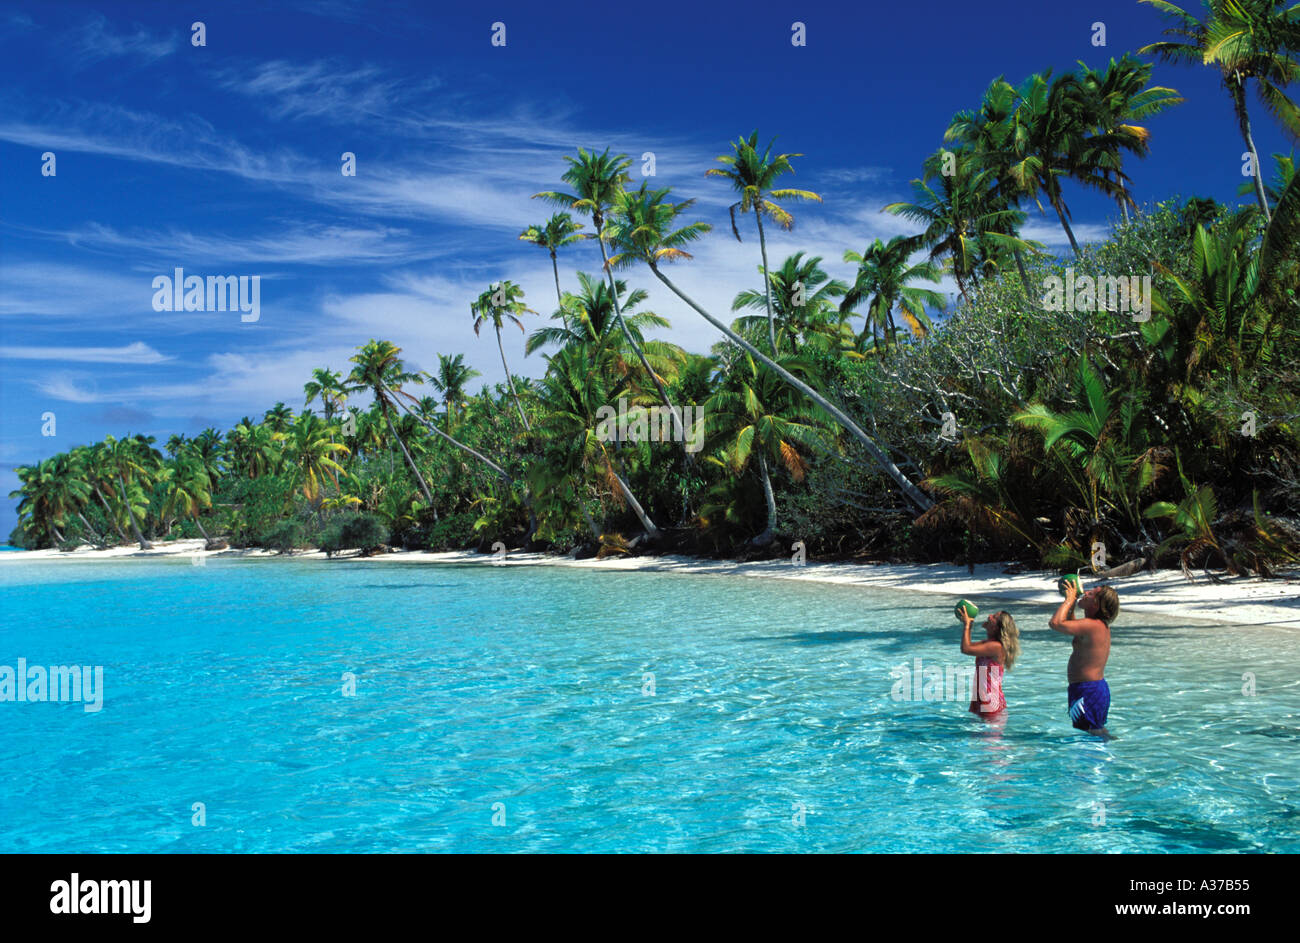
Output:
[960, 614, 1003, 657]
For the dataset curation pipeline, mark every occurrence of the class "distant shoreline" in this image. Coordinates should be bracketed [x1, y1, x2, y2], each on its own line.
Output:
[4, 538, 1298, 630]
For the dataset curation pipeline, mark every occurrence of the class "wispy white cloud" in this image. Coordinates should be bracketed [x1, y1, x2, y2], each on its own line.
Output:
[48, 221, 439, 267]
[72, 14, 177, 66]
[1, 342, 168, 364]
[0, 260, 149, 319]
[211, 59, 442, 125]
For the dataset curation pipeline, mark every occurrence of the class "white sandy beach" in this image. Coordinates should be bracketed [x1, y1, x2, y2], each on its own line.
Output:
[4, 539, 1298, 630]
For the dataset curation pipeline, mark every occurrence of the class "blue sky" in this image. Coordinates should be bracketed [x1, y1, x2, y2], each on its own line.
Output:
[1, 0, 1293, 535]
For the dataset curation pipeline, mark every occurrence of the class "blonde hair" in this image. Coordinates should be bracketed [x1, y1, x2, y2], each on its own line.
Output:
[1095, 586, 1120, 624]
[993, 611, 1020, 670]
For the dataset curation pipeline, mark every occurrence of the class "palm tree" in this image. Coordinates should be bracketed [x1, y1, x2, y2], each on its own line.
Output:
[161, 451, 214, 542]
[1007, 70, 1122, 256]
[1074, 55, 1184, 222]
[533, 343, 661, 539]
[1140, 0, 1300, 221]
[80, 443, 129, 542]
[346, 340, 435, 505]
[282, 412, 349, 502]
[527, 272, 680, 383]
[10, 458, 76, 545]
[471, 281, 535, 432]
[841, 237, 946, 354]
[534, 147, 688, 448]
[605, 182, 934, 513]
[704, 352, 828, 545]
[707, 131, 823, 353]
[263, 402, 294, 433]
[228, 419, 282, 479]
[1013, 358, 1160, 533]
[731, 252, 850, 355]
[884, 154, 1035, 299]
[102, 434, 161, 550]
[518, 212, 589, 309]
[304, 368, 347, 421]
[428, 353, 481, 428]
[945, 79, 1044, 296]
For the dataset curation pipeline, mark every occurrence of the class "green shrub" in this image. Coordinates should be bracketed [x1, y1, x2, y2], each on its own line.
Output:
[259, 519, 307, 554]
[427, 512, 478, 551]
[319, 513, 389, 556]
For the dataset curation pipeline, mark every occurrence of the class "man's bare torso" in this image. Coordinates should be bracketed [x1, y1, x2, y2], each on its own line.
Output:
[1067, 621, 1110, 683]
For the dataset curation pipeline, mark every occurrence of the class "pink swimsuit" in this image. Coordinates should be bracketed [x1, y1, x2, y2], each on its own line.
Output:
[969, 655, 1006, 715]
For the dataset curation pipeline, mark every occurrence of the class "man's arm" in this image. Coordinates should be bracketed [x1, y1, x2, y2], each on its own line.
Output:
[1050, 585, 1085, 635]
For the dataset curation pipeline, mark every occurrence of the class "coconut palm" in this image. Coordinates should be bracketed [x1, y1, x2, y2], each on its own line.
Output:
[471, 281, 536, 432]
[945, 79, 1045, 296]
[518, 212, 590, 308]
[1140, 0, 1300, 220]
[534, 148, 688, 447]
[527, 272, 679, 384]
[707, 131, 823, 353]
[1006, 70, 1124, 256]
[304, 368, 348, 421]
[732, 252, 850, 355]
[228, 420, 282, 479]
[80, 443, 129, 542]
[10, 458, 75, 545]
[263, 402, 294, 433]
[533, 343, 661, 539]
[841, 237, 946, 354]
[704, 351, 829, 545]
[427, 353, 481, 429]
[161, 451, 214, 542]
[605, 182, 934, 512]
[884, 154, 1036, 299]
[346, 340, 435, 506]
[1074, 55, 1185, 222]
[282, 412, 349, 502]
[102, 433, 161, 550]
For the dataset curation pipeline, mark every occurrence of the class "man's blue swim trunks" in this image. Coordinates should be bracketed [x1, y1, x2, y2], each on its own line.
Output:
[1067, 680, 1110, 731]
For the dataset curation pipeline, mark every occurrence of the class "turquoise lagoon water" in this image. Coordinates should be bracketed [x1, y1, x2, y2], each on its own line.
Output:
[1, 557, 1297, 853]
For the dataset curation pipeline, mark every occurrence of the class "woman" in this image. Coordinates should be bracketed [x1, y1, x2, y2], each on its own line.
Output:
[959, 608, 1020, 717]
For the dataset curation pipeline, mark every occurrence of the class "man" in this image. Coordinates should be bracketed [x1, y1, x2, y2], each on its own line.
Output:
[1049, 580, 1120, 737]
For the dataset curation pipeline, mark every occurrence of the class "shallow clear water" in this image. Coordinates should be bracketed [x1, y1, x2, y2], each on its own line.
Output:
[1, 557, 1297, 853]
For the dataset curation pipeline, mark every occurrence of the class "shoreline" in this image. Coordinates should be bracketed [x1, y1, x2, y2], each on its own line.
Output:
[4, 539, 1298, 630]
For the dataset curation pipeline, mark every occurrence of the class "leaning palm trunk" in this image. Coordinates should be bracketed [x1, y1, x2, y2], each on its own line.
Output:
[1229, 77, 1271, 221]
[117, 474, 152, 550]
[1012, 248, 1036, 309]
[578, 494, 601, 541]
[756, 213, 779, 354]
[754, 452, 777, 547]
[607, 458, 659, 538]
[496, 326, 532, 432]
[650, 263, 934, 513]
[595, 232, 688, 451]
[381, 400, 435, 508]
[385, 385, 540, 540]
[76, 510, 104, 544]
[1050, 190, 1082, 256]
[93, 487, 129, 542]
